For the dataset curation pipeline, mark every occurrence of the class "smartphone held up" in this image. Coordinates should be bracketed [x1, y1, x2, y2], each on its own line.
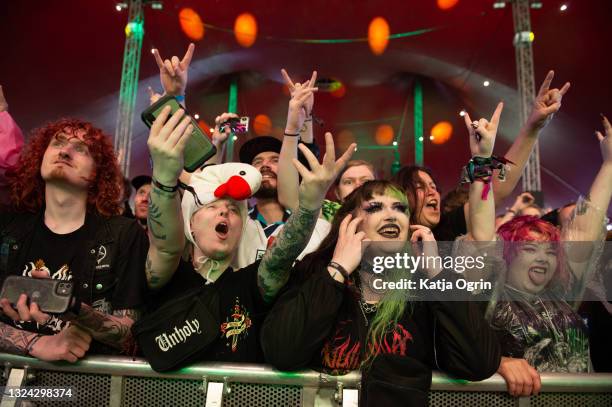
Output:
[141, 95, 217, 172]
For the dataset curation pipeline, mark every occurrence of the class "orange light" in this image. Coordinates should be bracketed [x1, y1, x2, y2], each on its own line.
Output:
[178, 8, 205, 41]
[234, 13, 257, 48]
[368, 17, 390, 55]
[253, 114, 272, 136]
[375, 124, 394, 145]
[198, 120, 212, 139]
[336, 130, 356, 151]
[437, 0, 459, 10]
[430, 121, 453, 144]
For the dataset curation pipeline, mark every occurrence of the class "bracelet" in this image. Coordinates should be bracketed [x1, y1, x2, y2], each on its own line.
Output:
[152, 178, 179, 193]
[328, 261, 350, 280]
[283, 132, 300, 137]
[175, 95, 185, 103]
[25, 334, 43, 356]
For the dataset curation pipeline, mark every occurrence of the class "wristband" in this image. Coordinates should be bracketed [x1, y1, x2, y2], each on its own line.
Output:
[328, 261, 350, 280]
[152, 178, 179, 193]
[25, 334, 43, 356]
[175, 95, 185, 103]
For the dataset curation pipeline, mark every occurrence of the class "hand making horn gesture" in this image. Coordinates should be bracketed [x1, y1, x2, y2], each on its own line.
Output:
[152, 43, 195, 97]
[281, 69, 318, 134]
[464, 102, 504, 158]
[527, 70, 570, 131]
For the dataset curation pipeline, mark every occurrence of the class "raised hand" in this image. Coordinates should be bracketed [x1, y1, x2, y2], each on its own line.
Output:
[331, 214, 370, 275]
[528, 70, 570, 131]
[212, 112, 239, 146]
[464, 102, 504, 158]
[596, 114, 612, 165]
[281, 69, 317, 134]
[0, 85, 8, 112]
[29, 325, 92, 363]
[293, 132, 355, 211]
[147, 86, 163, 105]
[152, 43, 195, 97]
[147, 106, 193, 185]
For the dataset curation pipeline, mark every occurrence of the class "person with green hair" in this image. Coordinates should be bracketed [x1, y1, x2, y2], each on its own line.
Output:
[261, 177, 501, 406]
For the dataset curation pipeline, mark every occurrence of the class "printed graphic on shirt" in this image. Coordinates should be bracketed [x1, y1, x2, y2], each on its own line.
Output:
[321, 319, 413, 374]
[17, 259, 72, 334]
[220, 297, 252, 352]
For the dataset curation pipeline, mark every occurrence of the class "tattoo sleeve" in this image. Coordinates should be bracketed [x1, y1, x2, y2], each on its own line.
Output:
[146, 185, 186, 288]
[0, 321, 37, 355]
[63, 305, 141, 351]
[257, 204, 318, 303]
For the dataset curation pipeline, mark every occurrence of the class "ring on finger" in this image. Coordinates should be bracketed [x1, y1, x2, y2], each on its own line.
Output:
[471, 121, 479, 129]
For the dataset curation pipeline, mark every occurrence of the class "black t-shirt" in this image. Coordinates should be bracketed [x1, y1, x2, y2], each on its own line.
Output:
[432, 205, 467, 242]
[3, 214, 149, 345]
[13, 219, 87, 335]
[148, 259, 270, 363]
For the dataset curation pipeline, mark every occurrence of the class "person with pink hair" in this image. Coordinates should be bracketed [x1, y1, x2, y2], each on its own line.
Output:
[465, 114, 612, 378]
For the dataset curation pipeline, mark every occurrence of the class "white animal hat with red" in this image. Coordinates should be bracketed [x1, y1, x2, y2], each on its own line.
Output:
[181, 163, 262, 245]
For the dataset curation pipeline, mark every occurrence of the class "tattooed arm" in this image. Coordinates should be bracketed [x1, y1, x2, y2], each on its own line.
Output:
[62, 306, 140, 350]
[257, 132, 355, 302]
[145, 104, 192, 289]
[146, 186, 184, 289]
[0, 321, 37, 355]
[257, 205, 319, 302]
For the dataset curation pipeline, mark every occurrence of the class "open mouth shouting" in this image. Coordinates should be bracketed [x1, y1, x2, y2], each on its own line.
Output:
[377, 223, 401, 239]
[424, 198, 439, 212]
[215, 221, 229, 240]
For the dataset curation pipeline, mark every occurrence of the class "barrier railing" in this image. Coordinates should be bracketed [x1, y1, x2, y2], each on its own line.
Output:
[0, 354, 611, 406]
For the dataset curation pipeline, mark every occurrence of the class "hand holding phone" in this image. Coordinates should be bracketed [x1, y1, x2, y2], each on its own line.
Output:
[142, 95, 217, 173]
[219, 117, 249, 134]
[0, 276, 74, 319]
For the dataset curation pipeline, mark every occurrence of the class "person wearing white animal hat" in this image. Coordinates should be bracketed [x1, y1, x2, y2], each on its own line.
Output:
[141, 106, 355, 363]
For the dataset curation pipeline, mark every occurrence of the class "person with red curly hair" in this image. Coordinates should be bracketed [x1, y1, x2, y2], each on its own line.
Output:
[0, 117, 149, 363]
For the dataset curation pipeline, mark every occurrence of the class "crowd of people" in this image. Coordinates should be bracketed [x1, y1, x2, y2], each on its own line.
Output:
[0, 43, 610, 406]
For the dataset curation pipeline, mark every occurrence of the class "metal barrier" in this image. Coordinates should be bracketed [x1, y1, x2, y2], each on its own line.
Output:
[0, 354, 611, 406]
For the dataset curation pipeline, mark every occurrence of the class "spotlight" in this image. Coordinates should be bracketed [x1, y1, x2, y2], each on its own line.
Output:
[483, 80, 490, 87]
[607, 224, 612, 231]
[115, 2, 127, 11]
[493, 2, 506, 9]
[560, 4, 568, 11]
[459, 110, 466, 117]
[149, 1, 163, 10]
[530, 2, 543, 9]
[419, 136, 424, 142]
[150, 49, 155, 54]
[194, 114, 200, 120]
[392, 141, 398, 146]
[429, 135, 434, 141]
[354, 146, 358, 152]
[232, 135, 238, 141]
